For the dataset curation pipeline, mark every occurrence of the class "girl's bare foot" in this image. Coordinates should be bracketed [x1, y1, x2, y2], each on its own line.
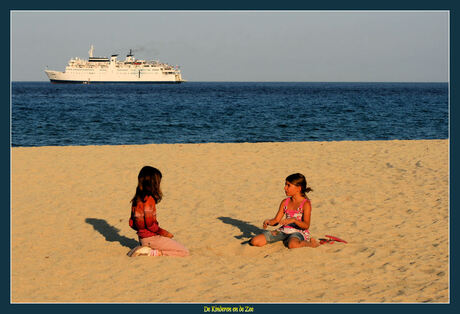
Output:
[128, 246, 153, 257]
[150, 249, 163, 256]
[128, 246, 163, 257]
[302, 237, 320, 248]
[309, 237, 320, 248]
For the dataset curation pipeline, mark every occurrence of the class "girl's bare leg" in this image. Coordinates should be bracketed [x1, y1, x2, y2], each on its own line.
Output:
[288, 237, 319, 249]
[306, 237, 320, 247]
[250, 234, 267, 247]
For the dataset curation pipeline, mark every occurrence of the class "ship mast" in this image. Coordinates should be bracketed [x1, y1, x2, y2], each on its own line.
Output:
[88, 45, 94, 58]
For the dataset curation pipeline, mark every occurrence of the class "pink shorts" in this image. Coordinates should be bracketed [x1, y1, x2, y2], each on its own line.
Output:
[139, 235, 189, 257]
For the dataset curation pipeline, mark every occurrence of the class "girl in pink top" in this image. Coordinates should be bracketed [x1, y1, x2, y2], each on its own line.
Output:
[250, 173, 319, 249]
[127, 166, 189, 257]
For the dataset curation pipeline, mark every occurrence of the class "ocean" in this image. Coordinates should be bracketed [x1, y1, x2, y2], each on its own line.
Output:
[11, 82, 448, 147]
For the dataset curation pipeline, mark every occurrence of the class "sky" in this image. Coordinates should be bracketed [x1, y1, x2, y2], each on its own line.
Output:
[11, 11, 449, 82]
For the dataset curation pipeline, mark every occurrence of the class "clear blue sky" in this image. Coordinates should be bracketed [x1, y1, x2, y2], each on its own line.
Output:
[11, 11, 448, 82]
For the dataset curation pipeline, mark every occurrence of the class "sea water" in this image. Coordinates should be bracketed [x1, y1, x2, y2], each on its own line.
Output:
[12, 82, 448, 147]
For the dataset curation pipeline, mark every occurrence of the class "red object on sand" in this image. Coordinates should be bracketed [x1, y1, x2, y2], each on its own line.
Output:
[325, 235, 348, 243]
[319, 235, 348, 245]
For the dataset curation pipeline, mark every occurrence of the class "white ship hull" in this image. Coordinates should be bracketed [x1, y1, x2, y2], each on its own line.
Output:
[45, 69, 183, 84]
[44, 45, 185, 84]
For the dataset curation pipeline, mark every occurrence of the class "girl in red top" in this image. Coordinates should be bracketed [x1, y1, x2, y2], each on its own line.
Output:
[127, 166, 189, 257]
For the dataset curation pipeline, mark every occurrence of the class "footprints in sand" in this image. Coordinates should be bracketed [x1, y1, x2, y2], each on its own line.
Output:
[385, 162, 407, 173]
[357, 246, 377, 258]
[387, 160, 423, 170]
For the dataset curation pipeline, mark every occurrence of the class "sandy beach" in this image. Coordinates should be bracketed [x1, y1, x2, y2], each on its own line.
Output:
[11, 139, 449, 303]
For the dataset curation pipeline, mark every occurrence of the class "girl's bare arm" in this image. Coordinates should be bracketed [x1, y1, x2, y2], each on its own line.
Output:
[263, 200, 285, 229]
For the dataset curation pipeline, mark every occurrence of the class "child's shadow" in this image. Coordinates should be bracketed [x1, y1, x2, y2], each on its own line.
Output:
[217, 216, 264, 244]
[85, 218, 139, 249]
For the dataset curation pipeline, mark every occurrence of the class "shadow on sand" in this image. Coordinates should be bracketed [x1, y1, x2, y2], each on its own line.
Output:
[85, 218, 139, 249]
[217, 216, 264, 244]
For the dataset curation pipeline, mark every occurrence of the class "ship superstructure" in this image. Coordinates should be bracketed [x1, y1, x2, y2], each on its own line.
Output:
[45, 45, 185, 83]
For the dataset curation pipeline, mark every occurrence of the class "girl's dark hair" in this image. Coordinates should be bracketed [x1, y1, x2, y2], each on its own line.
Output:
[131, 166, 163, 206]
[286, 173, 313, 198]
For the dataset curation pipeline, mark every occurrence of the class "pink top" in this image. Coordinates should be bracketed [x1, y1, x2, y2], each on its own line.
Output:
[278, 197, 311, 241]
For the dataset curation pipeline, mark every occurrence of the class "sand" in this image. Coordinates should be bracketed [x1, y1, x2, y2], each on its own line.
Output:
[11, 139, 449, 303]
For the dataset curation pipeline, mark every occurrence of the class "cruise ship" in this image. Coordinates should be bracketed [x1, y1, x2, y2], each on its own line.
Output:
[45, 45, 185, 84]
